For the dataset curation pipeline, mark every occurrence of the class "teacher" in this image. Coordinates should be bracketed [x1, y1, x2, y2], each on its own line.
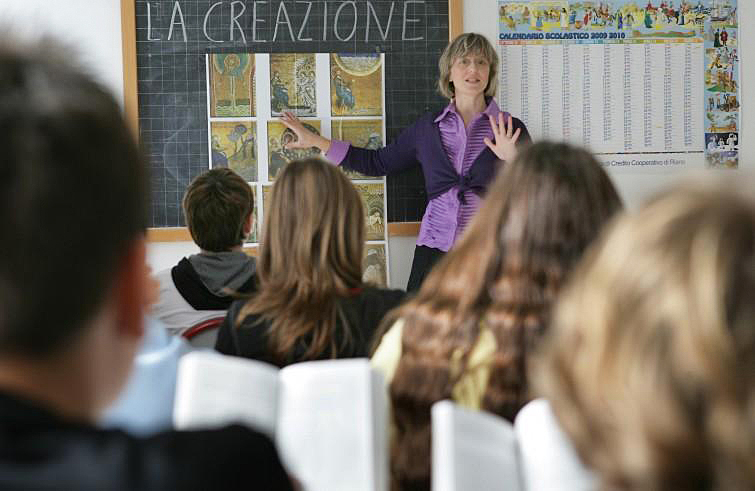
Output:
[282, 32, 531, 291]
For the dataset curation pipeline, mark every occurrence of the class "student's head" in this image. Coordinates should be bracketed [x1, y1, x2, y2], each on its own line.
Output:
[239, 158, 364, 362]
[385, 142, 622, 490]
[0, 41, 148, 414]
[438, 32, 498, 99]
[183, 168, 254, 252]
[535, 180, 755, 491]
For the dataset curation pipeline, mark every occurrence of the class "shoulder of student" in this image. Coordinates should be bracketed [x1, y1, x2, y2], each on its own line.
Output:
[145, 424, 294, 490]
[354, 285, 407, 312]
[214, 298, 262, 356]
[223, 298, 266, 336]
[151, 267, 226, 336]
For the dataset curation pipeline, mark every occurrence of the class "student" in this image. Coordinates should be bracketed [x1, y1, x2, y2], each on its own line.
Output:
[535, 181, 755, 491]
[371, 142, 623, 490]
[100, 315, 193, 436]
[152, 168, 256, 336]
[215, 158, 405, 367]
[101, 267, 194, 436]
[0, 42, 293, 489]
[281, 33, 531, 291]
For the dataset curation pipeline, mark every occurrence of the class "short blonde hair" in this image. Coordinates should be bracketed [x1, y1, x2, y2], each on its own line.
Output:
[437, 32, 498, 100]
[535, 179, 755, 490]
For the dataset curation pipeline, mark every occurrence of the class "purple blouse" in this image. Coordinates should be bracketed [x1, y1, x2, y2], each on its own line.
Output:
[327, 99, 530, 252]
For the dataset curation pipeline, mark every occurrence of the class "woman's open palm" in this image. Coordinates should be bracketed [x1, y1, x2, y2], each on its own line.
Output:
[484, 113, 521, 162]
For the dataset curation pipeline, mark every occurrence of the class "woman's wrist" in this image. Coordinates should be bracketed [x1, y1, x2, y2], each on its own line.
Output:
[315, 135, 332, 154]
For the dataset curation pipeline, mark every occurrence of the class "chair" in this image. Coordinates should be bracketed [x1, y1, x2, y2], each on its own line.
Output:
[182, 317, 225, 348]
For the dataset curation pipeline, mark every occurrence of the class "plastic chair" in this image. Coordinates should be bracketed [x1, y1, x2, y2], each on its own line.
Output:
[182, 317, 225, 349]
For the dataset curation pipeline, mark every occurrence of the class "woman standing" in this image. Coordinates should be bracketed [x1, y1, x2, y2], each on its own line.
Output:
[281, 33, 531, 291]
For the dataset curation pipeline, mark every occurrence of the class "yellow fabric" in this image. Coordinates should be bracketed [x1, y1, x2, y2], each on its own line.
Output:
[370, 319, 497, 409]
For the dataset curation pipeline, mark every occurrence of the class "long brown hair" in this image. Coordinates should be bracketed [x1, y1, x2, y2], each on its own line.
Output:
[237, 158, 364, 363]
[535, 180, 755, 490]
[384, 142, 623, 490]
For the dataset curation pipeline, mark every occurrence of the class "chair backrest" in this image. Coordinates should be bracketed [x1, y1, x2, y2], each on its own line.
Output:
[182, 317, 225, 348]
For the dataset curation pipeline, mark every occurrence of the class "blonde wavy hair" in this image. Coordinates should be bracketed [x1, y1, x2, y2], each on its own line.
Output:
[437, 32, 498, 99]
[237, 158, 365, 363]
[535, 180, 755, 490]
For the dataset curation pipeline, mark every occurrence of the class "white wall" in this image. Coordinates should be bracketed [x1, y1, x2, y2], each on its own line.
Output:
[0, 0, 124, 106]
[465, 0, 753, 208]
[148, 236, 416, 290]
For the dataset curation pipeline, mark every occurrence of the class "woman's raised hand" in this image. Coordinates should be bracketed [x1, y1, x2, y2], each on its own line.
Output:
[280, 111, 331, 153]
[484, 112, 522, 162]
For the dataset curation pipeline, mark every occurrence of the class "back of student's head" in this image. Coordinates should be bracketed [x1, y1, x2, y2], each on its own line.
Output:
[0, 41, 147, 356]
[183, 168, 254, 252]
[239, 158, 364, 362]
[535, 180, 755, 490]
[385, 141, 622, 490]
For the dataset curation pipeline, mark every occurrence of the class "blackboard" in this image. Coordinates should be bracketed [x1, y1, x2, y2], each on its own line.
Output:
[126, 0, 457, 228]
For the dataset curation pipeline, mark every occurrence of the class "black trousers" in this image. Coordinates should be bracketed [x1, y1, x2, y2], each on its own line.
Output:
[406, 245, 446, 292]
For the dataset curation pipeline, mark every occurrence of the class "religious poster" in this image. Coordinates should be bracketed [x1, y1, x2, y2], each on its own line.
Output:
[260, 184, 273, 237]
[330, 53, 383, 116]
[205, 52, 390, 284]
[245, 185, 258, 243]
[270, 53, 317, 117]
[331, 119, 384, 180]
[703, 4, 739, 168]
[262, 184, 273, 211]
[209, 53, 255, 117]
[210, 121, 257, 181]
[267, 120, 322, 179]
[355, 183, 386, 241]
[497, 0, 739, 169]
[363, 244, 388, 287]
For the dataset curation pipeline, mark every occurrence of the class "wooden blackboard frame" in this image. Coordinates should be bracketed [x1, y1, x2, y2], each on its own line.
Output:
[121, 0, 465, 242]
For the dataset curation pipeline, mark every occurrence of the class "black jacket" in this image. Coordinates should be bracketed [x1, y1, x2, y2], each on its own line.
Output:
[0, 391, 293, 490]
[215, 286, 406, 368]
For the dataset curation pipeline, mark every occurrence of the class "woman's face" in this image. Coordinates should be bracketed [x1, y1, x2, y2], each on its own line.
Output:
[450, 52, 490, 99]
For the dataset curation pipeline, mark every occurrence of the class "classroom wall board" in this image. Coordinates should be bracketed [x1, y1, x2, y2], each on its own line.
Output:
[126, 0, 454, 230]
[497, 1, 740, 170]
[466, 0, 753, 208]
